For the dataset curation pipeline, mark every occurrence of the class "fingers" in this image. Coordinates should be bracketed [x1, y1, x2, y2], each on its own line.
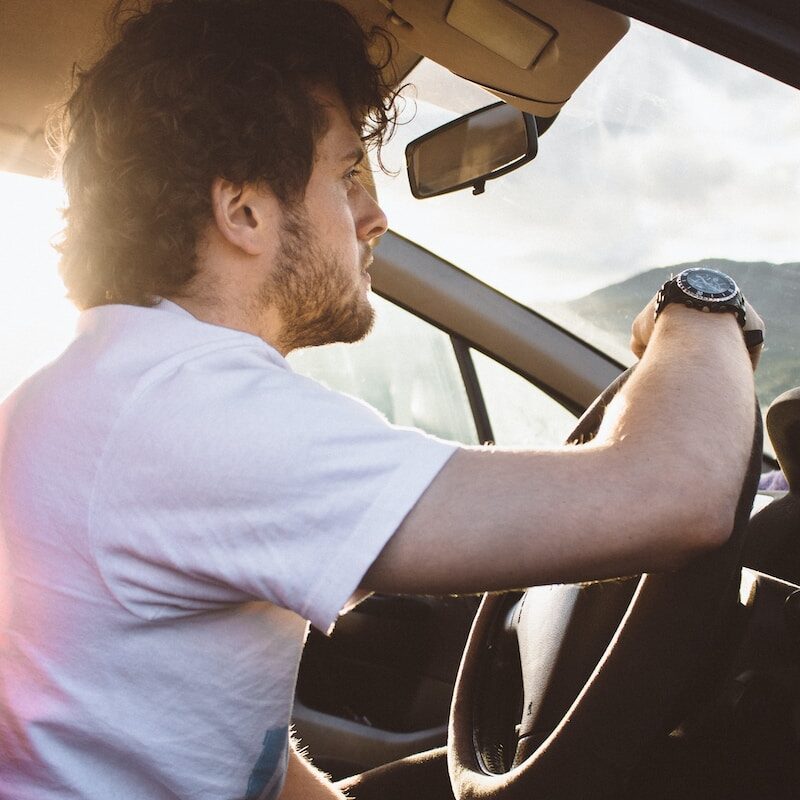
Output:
[743, 299, 765, 334]
[743, 300, 765, 370]
[629, 293, 658, 361]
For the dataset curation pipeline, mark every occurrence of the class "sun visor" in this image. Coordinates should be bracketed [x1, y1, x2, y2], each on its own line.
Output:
[1, 0, 629, 178]
[367, 0, 629, 117]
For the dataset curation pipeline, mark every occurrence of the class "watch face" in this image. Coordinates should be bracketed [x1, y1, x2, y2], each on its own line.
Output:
[677, 268, 738, 301]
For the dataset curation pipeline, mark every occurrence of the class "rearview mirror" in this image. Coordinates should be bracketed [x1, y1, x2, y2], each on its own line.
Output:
[405, 102, 538, 199]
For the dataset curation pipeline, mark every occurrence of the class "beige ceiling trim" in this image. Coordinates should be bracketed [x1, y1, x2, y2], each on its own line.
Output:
[370, 0, 629, 116]
[1, 0, 628, 178]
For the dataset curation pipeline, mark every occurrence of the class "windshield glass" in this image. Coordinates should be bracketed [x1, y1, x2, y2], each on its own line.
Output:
[373, 20, 799, 420]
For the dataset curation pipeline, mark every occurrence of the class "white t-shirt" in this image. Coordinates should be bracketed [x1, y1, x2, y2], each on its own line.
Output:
[0, 300, 456, 800]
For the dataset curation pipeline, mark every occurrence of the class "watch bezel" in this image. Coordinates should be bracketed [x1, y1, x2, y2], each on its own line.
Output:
[675, 268, 739, 303]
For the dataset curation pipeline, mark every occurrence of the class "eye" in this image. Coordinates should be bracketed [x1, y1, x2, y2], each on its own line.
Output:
[344, 166, 362, 186]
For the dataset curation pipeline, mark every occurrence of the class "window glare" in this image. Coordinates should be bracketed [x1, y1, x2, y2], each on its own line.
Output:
[289, 296, 478, 445]
[0, 172, 75, 401]
[472, 350, 577, 448]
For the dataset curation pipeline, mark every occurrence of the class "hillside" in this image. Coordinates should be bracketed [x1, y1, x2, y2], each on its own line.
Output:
[563, 259, 799, 407]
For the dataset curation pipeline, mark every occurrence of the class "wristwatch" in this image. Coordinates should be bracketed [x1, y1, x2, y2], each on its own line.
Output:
[655, 267, 746, 325]
[654, 267, 763, 350]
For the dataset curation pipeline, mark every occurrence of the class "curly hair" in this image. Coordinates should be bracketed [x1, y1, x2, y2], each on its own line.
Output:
[53, 0, 398, 309]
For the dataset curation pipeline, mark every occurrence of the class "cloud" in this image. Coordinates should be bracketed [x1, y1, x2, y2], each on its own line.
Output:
[376, 20, 799, 303]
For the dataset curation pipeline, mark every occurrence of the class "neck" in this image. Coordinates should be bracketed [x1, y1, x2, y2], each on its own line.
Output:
[166, 292, 288, 355]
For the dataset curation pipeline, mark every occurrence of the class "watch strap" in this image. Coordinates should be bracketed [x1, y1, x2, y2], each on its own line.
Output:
[744, 329, 764, 351]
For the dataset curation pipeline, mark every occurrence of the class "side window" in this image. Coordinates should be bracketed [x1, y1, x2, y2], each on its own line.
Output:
[471, 349, 577, 448]
[288, 295, 479, 445]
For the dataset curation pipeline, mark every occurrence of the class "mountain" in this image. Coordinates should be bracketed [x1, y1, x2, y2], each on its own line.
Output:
[562, 258, 799, 408]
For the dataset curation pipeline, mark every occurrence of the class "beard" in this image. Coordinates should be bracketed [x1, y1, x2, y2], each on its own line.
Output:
[257, 206, 375, 353]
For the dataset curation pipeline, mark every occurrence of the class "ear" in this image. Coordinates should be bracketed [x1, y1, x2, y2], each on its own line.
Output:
[209, 178, 279, 256]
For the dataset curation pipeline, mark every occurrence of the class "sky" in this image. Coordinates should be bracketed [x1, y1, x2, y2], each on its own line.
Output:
[373, 21, 800, 304]
[0, 20, 798, 400]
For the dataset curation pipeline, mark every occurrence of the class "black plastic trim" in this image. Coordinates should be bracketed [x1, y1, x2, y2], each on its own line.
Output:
[590, 0, 800, 89]
[451, 335, 495, 445]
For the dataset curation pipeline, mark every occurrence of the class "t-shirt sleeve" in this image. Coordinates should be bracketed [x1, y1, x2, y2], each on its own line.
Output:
[89, 345, 457, 632]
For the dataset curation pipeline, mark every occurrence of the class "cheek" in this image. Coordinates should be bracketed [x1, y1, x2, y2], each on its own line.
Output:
[310, 183, 350, 221]
[318, 196, 359, 250]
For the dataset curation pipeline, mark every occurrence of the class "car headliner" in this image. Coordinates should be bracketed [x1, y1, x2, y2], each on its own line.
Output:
[2, 0, 798, 180]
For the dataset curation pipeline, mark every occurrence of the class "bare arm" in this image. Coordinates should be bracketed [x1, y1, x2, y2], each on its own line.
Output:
[279, 740, 349, 800]
[362, 303, 758, 595]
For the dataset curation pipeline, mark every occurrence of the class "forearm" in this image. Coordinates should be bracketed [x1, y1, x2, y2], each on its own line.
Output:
[279, 741, 350, 800]
[602, 304, 755, 502]
[364, 304, 757, 595]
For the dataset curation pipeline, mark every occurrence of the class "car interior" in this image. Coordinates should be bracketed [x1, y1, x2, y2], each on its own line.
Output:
[1, 0, 799, 798]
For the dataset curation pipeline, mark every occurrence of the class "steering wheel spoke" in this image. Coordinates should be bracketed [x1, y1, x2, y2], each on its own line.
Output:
[514, 580, 638, 754]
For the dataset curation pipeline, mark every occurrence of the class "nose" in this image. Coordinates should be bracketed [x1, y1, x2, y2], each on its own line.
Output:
[356, 182, 388, 243]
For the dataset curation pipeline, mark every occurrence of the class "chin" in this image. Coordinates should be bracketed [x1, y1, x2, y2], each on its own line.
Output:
[285, 295, 375, 351]
[331, 297, 375, 344]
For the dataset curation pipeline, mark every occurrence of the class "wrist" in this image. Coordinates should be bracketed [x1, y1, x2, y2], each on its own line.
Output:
[655, 301, 742, 329]
[652, 302, 744, 349]
[655, 301, 764, 360]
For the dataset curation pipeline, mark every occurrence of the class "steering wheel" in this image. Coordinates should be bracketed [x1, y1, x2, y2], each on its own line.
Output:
[448, 367, 764, 800]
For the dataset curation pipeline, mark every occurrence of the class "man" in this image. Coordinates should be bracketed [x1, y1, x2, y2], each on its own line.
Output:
[0, 0, 763, 798]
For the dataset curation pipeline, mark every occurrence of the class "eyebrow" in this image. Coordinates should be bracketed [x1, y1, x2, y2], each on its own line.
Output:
[341, 147, 366, 166]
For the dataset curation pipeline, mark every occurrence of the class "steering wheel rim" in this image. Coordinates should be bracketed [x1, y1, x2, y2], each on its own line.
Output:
[448, 366, 764, 800]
